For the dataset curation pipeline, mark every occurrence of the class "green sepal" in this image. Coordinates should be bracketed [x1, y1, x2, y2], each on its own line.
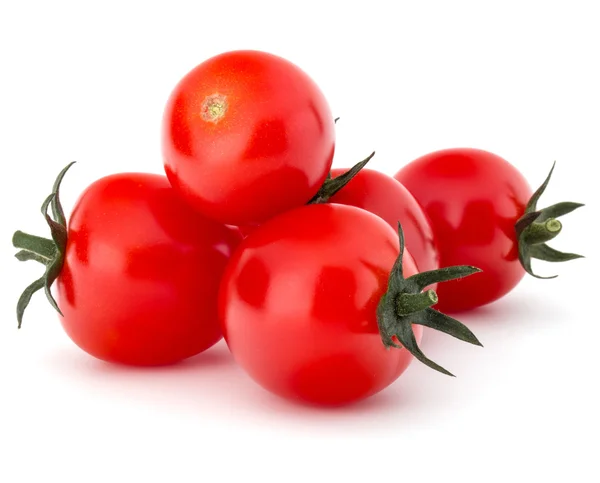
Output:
[13, 162, 75, 327]
[515, 162, 584, 278]
[536, 201, 585, 221]
[16, 278, 46, 329]
[376, 223, 482, 377]
[308, 151, 375, 204]
[529, 244, 583, 263]
[408, 265, 482, 292]
[51, 161, 75, 226]
[15, 250, 49, 265]
[415, 308, 482, 346]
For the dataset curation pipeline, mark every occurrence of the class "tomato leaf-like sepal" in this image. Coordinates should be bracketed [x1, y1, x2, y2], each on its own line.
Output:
[376, 223, 482, 377]
[515, 162, 584, 278]
[308, 151, 375, 204]
[12, 162, 75, 327]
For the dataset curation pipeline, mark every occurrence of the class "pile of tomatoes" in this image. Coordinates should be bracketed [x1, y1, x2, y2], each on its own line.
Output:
[13, 50, 583, 406]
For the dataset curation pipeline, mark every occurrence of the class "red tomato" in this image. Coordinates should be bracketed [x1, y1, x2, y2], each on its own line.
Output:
[329, 168, 439, 273]
[162, 50, 335, 226]
[219, 204, 420, 405]
[15, 168, 241, 365]
[395, 148, 534, 311]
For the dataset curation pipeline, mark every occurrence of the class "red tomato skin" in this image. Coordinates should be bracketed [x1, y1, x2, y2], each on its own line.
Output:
[329, 168, 439, 274]
[395, 148, 531, 312]
[219, 203, 421, 406]
[162, 50, 335, 226]
[56, 173, 242, 366]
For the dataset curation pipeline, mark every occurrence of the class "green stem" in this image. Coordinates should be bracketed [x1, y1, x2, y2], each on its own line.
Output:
[12, 231, 56, 260]
[521, 218, 562, 246]
[396, 290, 438, 316]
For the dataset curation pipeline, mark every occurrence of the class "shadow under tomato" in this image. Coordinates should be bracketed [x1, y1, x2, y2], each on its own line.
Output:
[240, 372, 427, 417]
[444, 289, 570, 328]
[42, 333, 480, 423]
[42, 337, 435, 420]
[419, 289, 571, 363]
[45, 340, 237, 376]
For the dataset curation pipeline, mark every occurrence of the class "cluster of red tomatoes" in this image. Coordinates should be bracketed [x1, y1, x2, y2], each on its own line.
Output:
[13, 50, 583, 406]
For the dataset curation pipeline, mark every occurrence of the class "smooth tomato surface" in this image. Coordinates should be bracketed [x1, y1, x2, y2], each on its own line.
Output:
[162, 50, 335, 226]
[329, 168, 439, 273]
[219, 203, 421, 406]
[395, 148, 531, 311]
[57, 173, 241, 365]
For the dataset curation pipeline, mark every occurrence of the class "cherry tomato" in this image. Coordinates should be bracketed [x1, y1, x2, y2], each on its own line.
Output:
[219, 203, 421, 405]
[395, 148, 584, 312]
[162, 50, 335, 226]
[14, 167, 241, 365]
[329, 167, 439, 273]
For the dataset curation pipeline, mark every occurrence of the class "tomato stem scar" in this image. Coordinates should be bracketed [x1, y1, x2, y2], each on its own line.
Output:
[201, 93, 228, 123]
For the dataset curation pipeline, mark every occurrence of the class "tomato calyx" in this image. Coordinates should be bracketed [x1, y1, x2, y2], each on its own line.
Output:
[12, 162, 75, 328]
[515, 162, 584, 279]
[308, 151, 375, 204]
[377, 223, 483, 377]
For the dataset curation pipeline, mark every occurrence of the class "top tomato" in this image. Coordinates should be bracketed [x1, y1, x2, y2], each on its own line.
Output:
[162, 50, 336, 226]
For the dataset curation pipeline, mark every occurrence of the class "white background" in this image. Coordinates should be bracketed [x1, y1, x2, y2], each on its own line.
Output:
[1, 1, 598, 481]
